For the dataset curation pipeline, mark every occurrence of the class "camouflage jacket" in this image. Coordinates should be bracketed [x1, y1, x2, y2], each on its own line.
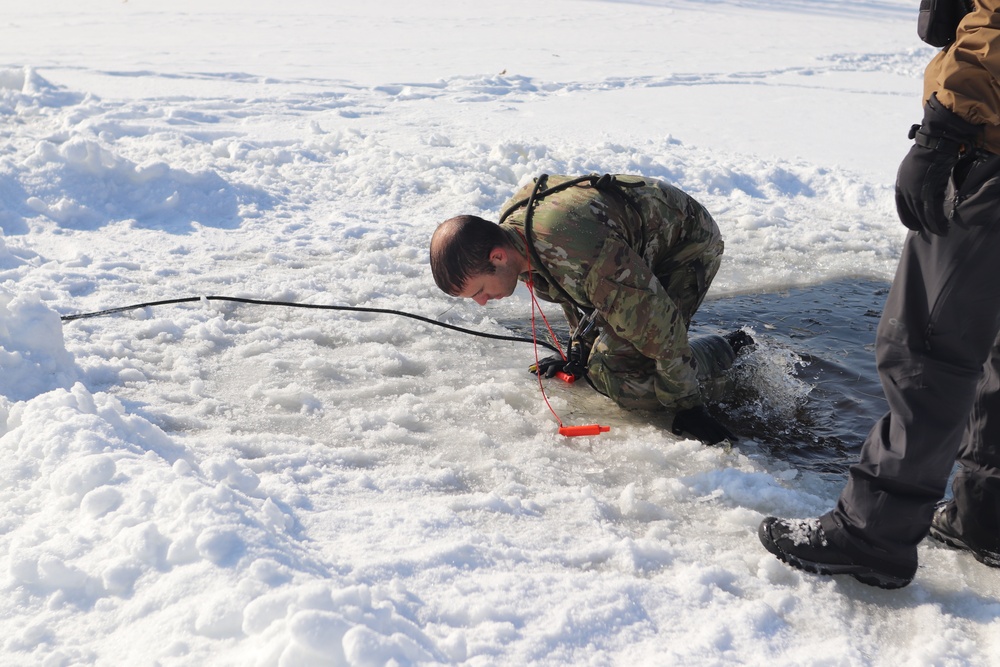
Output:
[498, 174, 723, 409]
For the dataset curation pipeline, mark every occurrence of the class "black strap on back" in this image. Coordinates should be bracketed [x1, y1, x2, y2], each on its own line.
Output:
[498, 173, 645, 319]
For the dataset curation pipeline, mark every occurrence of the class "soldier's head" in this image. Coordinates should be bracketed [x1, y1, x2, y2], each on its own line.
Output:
[430, 215, 525, 306]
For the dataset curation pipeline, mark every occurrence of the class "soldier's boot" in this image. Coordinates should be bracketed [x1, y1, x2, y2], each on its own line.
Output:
[689, 334, 736, 380]
[690, 333, 752, 403]
[929, 501, 1000, 567]
[723, 329, 755, 355]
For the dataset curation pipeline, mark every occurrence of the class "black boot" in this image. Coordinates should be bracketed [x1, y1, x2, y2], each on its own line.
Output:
[723, 329, 754, 355]
[929, 501, 1000, 567]
[758, 516, 916, 589]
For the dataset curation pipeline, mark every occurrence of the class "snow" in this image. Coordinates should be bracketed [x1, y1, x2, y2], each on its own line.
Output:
[1, 0, 998, 665]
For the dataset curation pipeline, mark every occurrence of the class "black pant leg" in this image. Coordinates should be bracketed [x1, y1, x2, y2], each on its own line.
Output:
[823, 220, 1000, 566]
[950, 333, 1000, 550]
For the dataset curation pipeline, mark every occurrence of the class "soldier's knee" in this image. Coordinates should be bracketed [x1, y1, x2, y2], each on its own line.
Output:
[587, 360, 661, 411]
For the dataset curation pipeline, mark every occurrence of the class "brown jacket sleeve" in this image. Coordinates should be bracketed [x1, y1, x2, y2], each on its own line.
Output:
[924, 0, 1000, 151]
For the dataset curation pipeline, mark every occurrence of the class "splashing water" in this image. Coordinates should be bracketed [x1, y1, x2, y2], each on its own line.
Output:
[696, 278, 890, 475]
[721, 331, 813, 424]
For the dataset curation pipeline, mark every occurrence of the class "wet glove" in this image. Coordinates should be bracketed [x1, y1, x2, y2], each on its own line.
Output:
[529, 341, 587, 380]
[895, 93, 981, 236]
[671, 405, 736, 445]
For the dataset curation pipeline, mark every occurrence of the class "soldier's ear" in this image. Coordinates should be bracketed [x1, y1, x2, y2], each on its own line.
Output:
[489, 246, 508, 265]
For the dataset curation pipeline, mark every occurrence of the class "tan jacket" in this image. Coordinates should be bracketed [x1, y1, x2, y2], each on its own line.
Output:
[924, 0, 1000, 153]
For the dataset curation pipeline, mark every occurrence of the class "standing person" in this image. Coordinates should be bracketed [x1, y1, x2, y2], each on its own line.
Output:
[759, 0, 1000, 588]
[429, 173, 752, 445]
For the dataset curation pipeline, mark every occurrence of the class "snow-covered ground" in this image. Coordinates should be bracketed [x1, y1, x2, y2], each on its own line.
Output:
[2, 1, 998, 665]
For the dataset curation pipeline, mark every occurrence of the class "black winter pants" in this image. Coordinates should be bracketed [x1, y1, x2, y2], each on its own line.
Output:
[821, 152, 1000, 568]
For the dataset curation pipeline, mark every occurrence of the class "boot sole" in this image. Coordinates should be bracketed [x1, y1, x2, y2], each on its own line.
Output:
[928, 526, 1000, 568]
[759, 521, 913, 590]
[780, 552, 912, 589]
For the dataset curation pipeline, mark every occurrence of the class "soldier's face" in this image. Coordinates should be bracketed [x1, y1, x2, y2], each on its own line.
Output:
[457, 264, 520, 306]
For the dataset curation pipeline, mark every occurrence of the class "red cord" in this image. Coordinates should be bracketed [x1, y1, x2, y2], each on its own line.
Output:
[526, 277, 565, 428]
[519, 234, 608, 437]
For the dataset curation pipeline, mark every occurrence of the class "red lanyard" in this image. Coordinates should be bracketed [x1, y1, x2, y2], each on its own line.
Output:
[520, 238, 610, 438]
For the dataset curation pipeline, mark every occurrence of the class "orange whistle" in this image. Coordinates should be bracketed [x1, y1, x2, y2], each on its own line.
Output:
[555, 371, 576, 384]
[558, 424, 611, 437]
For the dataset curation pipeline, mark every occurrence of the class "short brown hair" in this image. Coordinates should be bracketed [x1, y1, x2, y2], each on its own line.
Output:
[430, 215, 508, 295]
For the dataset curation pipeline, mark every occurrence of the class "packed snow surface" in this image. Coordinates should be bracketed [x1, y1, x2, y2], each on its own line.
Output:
[1, 1, 998, 665]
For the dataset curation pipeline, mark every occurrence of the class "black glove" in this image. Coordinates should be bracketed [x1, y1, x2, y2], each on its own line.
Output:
[895, 93, 981, 236]
[529, 340, 587, 379]
[671, 405, 736, 445]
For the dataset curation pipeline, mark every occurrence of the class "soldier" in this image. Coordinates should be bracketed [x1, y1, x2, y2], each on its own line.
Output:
[429, 173, 750, 445]
[759, 0, 1000, 588]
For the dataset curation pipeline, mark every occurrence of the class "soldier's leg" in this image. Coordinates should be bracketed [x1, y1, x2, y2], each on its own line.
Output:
[652, 179, 725, 324]
[590, 184, 728, 409]
[822, 220, 1000, 567]
[660, 237, 724, 326]
[586, 328, 661, 411]
[689, 334, 737, 403]
[587, 328, 736, 410]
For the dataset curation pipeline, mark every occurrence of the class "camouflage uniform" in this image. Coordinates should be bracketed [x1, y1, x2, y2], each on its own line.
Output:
[498, 174, 725, 410]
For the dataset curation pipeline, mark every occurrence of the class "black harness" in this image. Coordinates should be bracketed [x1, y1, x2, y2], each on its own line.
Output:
[497, 173, 645, 321]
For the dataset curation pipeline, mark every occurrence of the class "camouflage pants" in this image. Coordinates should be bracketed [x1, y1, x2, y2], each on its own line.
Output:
[587, 330, 735, 410]
[586, 244, 730, 410]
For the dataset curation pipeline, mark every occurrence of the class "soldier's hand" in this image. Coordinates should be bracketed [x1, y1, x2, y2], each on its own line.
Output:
[529, 341, 588, 380]
[671, 405, 736, 445]
[895, 93, 981, 236]
[529, 354, 566, 378]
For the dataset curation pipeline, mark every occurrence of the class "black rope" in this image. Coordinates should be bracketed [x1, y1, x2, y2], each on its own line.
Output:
[59, 295, 560, 353]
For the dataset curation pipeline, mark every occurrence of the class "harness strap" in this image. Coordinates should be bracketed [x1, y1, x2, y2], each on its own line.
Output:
[499, 173, 645, 325]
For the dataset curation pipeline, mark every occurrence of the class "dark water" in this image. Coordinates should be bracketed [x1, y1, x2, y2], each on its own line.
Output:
[693, 278, 891, 475]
